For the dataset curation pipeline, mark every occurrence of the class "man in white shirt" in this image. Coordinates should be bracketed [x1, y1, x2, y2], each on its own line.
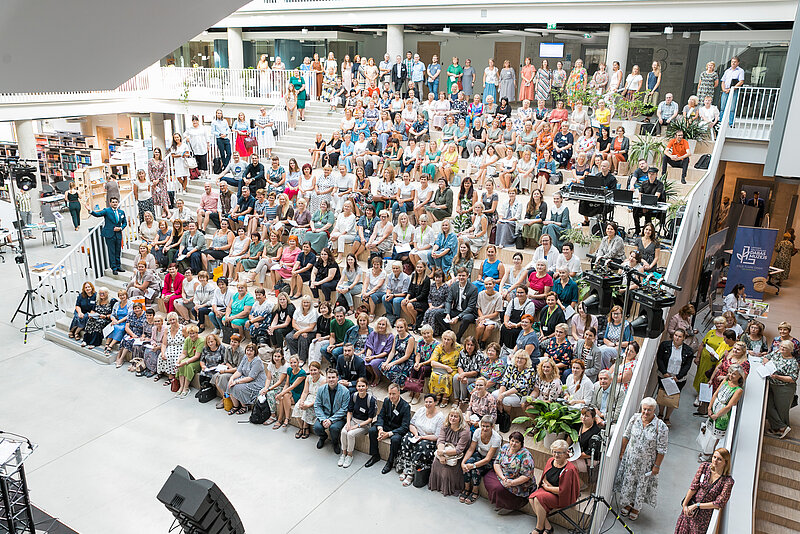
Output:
[556, 242, 583, 277]
[171, 198, 195, 225]
[720, 56, 745, 126]
[379, 53, 392, 85]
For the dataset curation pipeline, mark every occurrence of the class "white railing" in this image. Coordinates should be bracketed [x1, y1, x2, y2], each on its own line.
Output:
[594, 93, 736, 525]
[34, 191, 139, 332]
[0, 67, 318, 108]
[728, 86, 780, 141]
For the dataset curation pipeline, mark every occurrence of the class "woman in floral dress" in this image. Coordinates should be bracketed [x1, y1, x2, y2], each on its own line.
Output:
[552, 61, 568, 98]
[311, 167, 334, 214]
[428, 330, 462, 406]
[483, 431, 536, 511]
[148, 148, 170, 217]
[469, 342, 505, 393]
[674, 448, 734, 534]
[614, 397, 669, 520]
[405, 324, 439, 404]
[423, 270, 450, 336]
[566, 59, 588, 105]
[382, 318, 417, 388]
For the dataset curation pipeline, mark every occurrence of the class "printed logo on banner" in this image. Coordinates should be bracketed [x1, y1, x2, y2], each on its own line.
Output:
[725, 227, 778, 299]
[736, 245, 769, 266]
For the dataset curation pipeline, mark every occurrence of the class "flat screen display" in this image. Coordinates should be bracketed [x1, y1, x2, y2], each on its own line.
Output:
[539, 42, 564, 58]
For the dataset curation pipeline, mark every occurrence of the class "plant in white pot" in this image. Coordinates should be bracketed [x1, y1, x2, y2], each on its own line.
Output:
[513, 400, 581, 449]
[560, 227, 596, 258]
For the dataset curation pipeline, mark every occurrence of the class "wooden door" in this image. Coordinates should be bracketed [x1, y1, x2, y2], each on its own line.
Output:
[95, 126, 114, 162]
[416, 41, 441, 66]
[494, 41, 521, 69]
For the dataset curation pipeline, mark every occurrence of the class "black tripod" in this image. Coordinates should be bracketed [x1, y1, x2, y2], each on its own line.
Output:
[550, 492, 634, 534]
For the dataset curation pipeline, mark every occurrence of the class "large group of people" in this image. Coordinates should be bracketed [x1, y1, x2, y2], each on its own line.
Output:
[60, 50, 770, 532]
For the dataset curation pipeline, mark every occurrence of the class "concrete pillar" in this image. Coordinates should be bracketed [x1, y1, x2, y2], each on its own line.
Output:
[13, 119, 41, 213]
[227, 27, 244, 70]
[607, 23, 631, 77]
[149, 112, 166, 154]
[386, 24, 404, 60]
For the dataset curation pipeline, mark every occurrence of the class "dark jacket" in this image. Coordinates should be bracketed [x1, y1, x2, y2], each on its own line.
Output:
[656, 340, 694, 382]
[243, 163, 266, 195]
[445, 281, 478, 317]
[336, 354, 367, 385]
[391, 63, 408, 85]
[376, 396, 411, 436]
[89, 207, 127, 238]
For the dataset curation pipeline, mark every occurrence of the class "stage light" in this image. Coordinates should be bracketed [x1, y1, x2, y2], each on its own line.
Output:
[13, 164, 37, 191]
[157, 465, 244, 534]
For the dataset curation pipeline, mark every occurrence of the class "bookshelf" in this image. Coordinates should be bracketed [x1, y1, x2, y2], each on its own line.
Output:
[32, 133, 102, 184]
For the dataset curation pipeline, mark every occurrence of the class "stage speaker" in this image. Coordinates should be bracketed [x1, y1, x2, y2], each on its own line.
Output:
[157, 465, 244, 534]
[630, 309, 665, 339]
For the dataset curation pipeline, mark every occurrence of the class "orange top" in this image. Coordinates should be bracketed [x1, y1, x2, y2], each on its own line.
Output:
[667, 138, 690, 158]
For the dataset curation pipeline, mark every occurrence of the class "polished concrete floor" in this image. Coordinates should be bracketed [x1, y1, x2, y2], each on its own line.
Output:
[0, 224, 714, 534]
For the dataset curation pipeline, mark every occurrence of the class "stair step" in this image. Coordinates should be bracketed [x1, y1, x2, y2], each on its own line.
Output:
[756, 501, 800, 531]
[759, 462, 800, 491]
[45, 328, 114, 365]
[764, 435, 800, 454]
[763, 444, 800, 471]
[758, 480, 800, 509]
[755, 519, 800, 534]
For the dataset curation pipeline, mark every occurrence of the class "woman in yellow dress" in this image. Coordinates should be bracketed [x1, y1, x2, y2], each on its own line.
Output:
[428, 330, 463, 407]
[694, 316, 728, 394]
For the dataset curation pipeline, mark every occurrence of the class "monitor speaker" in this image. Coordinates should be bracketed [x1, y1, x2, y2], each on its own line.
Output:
[157, 465, 244, 534]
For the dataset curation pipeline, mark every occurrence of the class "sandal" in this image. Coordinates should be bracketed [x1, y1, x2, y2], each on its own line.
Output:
[295, 428, 304, 439]
[68, 332, 75, 339]
[465, 493, 478, 505]
[234, 406, 247, 415]
[281, 421, 289, 429]
[628, 510, 639, 520]
[438, 399, 449, 408]
[273, 420, 283, 430]
[301, 428, 310, 439]
[458, 491, 468, 503]
[620, 505, 632, 517]
[264, 416, 277, 426]
[228, 407, 239, 415]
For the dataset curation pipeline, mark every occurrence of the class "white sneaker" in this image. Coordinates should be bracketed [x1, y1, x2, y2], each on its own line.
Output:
[338, 453, 346, 467]
[779, 426, 792, 439]
[693, 398, 700, 407]
[342, 455, 353, 468]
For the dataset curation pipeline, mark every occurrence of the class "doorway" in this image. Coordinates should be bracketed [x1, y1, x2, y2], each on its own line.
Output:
[494, 41, 522, 69]
[416, 41, 441, 66]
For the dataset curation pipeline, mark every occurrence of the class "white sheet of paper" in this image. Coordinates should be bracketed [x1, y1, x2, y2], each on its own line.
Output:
[660, 377, 681, 396]
[568, 442, 581, 462]
[395, 243, 412, 253]
[698, 382, 713, 403]
[215, 364, 228, 372]
[270, 264, 282, 271]
[563, 305, 576, 321]
[408, 435, 420, 444]
[705, 344, 720, 362]
[176, 254, 187, 262]
[102, 323, 114, 338]
[758, 361, 777, 378]
[133, 339, 144, 346]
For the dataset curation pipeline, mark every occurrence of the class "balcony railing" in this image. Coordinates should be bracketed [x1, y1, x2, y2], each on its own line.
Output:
[728, 86, 780, 141]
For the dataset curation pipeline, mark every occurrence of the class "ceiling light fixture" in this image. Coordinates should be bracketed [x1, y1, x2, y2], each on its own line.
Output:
[301, 28, 308, 35]
[443, 27, 450, 33]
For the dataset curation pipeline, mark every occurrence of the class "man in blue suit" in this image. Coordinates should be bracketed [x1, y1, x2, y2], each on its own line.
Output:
[88, 196, 127, 274]
[314, 367, 350, 455]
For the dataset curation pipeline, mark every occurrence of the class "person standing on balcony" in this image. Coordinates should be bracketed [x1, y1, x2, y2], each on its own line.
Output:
[148, 148, 170, 217]
[462, 59, 475, 97]
[184, 115, 210, 179]
[426, 55, 441, 98]
[482, 59, 499, 105]
[290, 70, 307, 122]
[169, 133, 191, 192]
[645, 61, 662, 106]
[85, 196, 127, 275]
[720, 56, 745, 127]
[212, 109, 232, 169]
[312, 53, 324, 100]
[696, 61, 719, 104]
[410, 54, 426, 96]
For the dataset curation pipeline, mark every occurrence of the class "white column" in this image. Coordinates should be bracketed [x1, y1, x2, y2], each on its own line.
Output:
[149, 113, 166, 154]
[13, 119, 41, 213]
[386, 24, 404, 60]
[227, 27, 244, 70]
[607, 23, 631, 76]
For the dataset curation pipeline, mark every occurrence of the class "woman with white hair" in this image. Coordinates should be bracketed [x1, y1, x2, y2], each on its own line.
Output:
[528, 439, 580, 532]
[614, 397, 669, 521]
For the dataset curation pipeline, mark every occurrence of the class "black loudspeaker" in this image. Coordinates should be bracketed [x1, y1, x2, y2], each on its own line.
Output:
[630, 309, 665, 339]
[157, 465, 244, 534]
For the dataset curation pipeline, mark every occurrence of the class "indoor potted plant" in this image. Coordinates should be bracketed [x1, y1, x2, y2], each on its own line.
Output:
[513, 400, 581, 449]
[629, 134, 665, 167]
[560, 227, 595, 258]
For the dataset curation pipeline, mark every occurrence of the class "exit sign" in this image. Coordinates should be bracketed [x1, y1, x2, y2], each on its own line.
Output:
[547, 23, 557, 29]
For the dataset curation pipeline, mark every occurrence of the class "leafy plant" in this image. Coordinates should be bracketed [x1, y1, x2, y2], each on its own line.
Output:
[629, 135, 665, 167]
[665, 117, 709, 140]
[667, 199, 687, 221]
[661, 174, 678, 201]
[561, 227, 595, 247]
[512, 400, 582, 442]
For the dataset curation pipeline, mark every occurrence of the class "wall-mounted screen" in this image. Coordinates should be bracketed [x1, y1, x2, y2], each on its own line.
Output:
[539, 42, 565, 58]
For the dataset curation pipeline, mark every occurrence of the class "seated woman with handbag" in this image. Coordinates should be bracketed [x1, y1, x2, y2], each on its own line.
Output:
[394, 394, 445, 486]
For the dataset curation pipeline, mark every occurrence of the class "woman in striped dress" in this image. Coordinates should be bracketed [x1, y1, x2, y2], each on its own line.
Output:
[534, 60, 552, 102]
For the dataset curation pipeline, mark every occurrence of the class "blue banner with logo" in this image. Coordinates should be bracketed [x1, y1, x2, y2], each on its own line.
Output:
[724, 226, 778, 299]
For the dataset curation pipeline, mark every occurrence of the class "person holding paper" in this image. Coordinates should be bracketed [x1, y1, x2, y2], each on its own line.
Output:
[694, 317, 727, 400]
[656, 328, 694, 424]
[763, 340, 799, 439]
[701, 366, 744, 461]
[118, 302, 146, 368]
[394, 393, 445, 485]
[708, 341, 750, 393]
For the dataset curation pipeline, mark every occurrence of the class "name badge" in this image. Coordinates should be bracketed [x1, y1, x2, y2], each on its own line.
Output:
[359, 407, 366, 413]
[393, 409, 399, 417]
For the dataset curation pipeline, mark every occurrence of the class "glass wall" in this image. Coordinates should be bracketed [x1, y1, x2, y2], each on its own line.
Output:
[696, 41, 789, 89]
[162, 42, 215, 68]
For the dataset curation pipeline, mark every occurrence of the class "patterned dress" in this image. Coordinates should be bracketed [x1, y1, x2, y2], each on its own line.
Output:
[566, 67, 588, 104]
[148, 159, 169, 210]
[121, 311, 146, 352]
[311, 172, 334, 214]
[229, 356, 267, 405]
[468, 390, 497, 422]
[673, 463, 734, 534]
[384, 334, 415, 387]
[82, 299, 115, 347]
[614, 414, 669, 509]
[292, 374, 325, 425]
[542, 337, 574, 371]
[428, 343, 462, 396]
[395, 410, 445, 477]
[532, 375, 563, 402]
[468, 358, 506, 393]
[423, 284, 449, 336]
[710, 381, 741, 437]
[407, 339, 439, 387]
[697, 71, 719, 103]
[534, 68, 552, 102]
[485, 444, 536, 510]
[158, 328, 185, 375]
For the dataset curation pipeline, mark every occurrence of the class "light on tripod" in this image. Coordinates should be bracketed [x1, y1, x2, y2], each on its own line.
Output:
[13, 164, 37, 191]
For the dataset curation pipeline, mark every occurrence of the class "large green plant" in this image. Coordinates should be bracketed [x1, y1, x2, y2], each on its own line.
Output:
[560, 227, 595, 247]
[629, 135, 666, 167]
[513, 400, 582, 442]
[665, 117, 710, 140]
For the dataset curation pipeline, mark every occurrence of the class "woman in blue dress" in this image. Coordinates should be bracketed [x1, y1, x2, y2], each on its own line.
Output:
[105, 289, 131, 357]
[473, 244, 505, 292]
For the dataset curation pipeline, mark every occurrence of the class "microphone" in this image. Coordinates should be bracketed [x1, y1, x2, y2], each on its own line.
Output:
[658, 279, 682, 291]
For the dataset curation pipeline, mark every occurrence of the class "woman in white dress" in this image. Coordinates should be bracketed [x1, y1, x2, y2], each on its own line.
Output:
[255, 106, 276, 158]
[222, 227, 250, 280]
[341, 55, 353, 92]
[158, 312, 184, 382]
[431, 92, 451, 131]
[291, 361, 324, 438]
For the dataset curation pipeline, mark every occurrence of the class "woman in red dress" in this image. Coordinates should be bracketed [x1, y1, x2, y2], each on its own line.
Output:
[529, 439, 580, 533]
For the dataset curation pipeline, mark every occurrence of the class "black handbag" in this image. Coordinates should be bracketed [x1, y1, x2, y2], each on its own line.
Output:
[196, 385, 217, 403]
[249, 397, 272, 425]
[515, 235, 525, 250]
[413, 467, 431, 488]
[497, 410, 511, 433]
[272, 126, 279, 138]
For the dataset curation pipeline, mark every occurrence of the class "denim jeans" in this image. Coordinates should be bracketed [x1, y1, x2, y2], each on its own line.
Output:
[427, 79, 439, 98]
[384, 295, 404, 320]
[391, 200, 414, 221]
[216, 137, 232, 168]
[720, 88, 738, 126]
